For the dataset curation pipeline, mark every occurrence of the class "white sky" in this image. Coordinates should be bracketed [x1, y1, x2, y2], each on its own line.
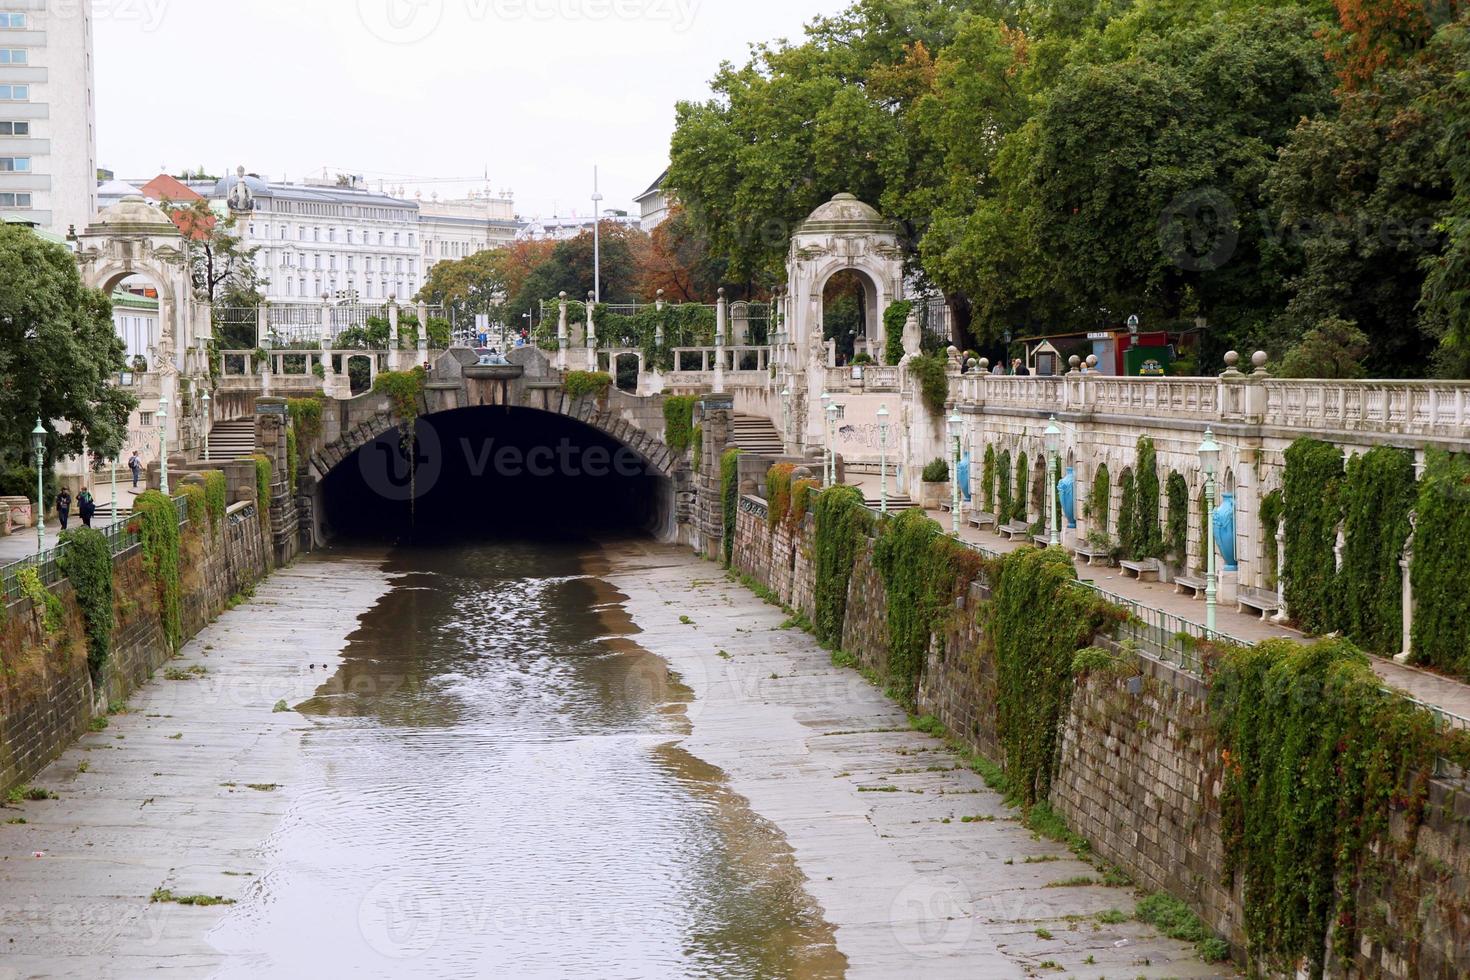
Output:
[94, 0, 849, 219]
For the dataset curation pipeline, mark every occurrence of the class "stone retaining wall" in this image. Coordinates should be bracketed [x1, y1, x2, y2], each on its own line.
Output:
[0, 504, 270, 791]
[726, 495, 1470, 978]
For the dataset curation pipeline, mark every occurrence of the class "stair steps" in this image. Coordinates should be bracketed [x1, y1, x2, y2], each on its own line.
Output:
[208, 418, 257, 460]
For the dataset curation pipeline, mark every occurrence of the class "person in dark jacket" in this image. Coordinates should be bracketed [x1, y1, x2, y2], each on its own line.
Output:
[56, 489, 72, 531]
[78, 490, 96, 528]
[128, 451, 142, 488]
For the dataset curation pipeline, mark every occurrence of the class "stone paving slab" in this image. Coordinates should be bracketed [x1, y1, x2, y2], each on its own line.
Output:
[604, 541, 1234, 979]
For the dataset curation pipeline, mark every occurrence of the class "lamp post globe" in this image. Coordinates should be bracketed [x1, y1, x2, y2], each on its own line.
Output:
[157, 398, 170, 496]
[877, 404, 891, 517]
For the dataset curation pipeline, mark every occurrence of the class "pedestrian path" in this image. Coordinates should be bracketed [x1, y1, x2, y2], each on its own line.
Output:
[842, 476, 1470, 724]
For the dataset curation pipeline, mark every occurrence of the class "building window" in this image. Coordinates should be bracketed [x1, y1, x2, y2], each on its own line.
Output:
[0, 49, 25, 64]
[347, 256, 355, 271]
[0, 13, 27, 29]
[0, 156, 30, 172]
[139, 412, 154, 428]
[378, 232, 384, 245]
[0, 85, 29, 101]
[313, 227, 320, 242]
[0, 121, 28, 136]
[0, 191, 31, 207]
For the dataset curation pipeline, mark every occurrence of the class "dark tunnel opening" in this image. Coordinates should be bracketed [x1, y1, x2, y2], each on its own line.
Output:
[320, 407, 673, 543]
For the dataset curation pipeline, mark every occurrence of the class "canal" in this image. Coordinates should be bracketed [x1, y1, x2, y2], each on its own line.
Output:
[208, 539, 844, 978]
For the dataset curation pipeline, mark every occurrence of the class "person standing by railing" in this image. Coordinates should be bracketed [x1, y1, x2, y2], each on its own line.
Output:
[55, 488, 71, 531]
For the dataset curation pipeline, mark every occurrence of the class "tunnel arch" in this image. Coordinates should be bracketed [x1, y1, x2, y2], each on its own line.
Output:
[313, 404, 678, 543]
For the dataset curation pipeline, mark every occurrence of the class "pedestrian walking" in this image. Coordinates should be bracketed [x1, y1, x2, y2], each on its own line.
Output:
[128, 451, 142, 488]
[78, 490, 96, 529]
[56, 488, 72, 531]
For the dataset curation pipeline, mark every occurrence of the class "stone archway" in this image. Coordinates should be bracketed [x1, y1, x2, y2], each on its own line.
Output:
[783, 193, 907, 450]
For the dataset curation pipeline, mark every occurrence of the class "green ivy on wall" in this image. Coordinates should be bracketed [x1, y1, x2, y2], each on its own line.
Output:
[789, 478, 819, 534]
[563, 370, 613, 400]
[663, 395, 698, 454]
[997, 450, 1013, 521]
[1259, 489, 1284, 590]
[59, 527, 113, 675]
[720, 448, 741, 567]
[873, 508, 986, 705]
[372, 367, 427, 427]
[287, 397, 323, 442]
[253, 455, 273, 508]
[1282, 438, 1344, 635]
[1086, 464, 1111, 532]
[909, 354, 950, 418]
[17, 565, 63, 635]
[1197, 485, 1210, 574]
[986, 547, 1123, 807]
[1211, 637, 1470, 977]
[1118, 469, 1137, 558]
[813, 485, 872, 647]
[692, 426, 703, 472]
[1339, 447, 1415, 655]
[765, 463, 795, 530]
[982, 445, 996, 514]
[1013, 453, 1030, 524]
[133, 490, 181, 650]
[1131, 437, 1164, 559]
[182, 485, 207, 528]
[204, 471, 227, 533]
[1166, 472, 1189, 564]
[1410, 450, 1470, 675]
[883, 300, 912, 367]
[286, 428, 299, 498]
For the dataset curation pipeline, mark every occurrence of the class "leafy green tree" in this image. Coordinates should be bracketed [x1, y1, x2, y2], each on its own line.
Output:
[0, 224, 137, 466]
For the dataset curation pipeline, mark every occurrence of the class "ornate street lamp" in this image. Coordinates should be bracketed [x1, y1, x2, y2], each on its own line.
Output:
[878, 404, 891, 517]
[1199, 428, 1221, 633]
[30, 419, 45, 554]
[201, 389, 212, 463]
[820, 391, 832, 484]
[158, 398, 170, 496]
[1045, 416, 1062, 548]
[826, 401, 841, 487]
[948, 410, 964, 536]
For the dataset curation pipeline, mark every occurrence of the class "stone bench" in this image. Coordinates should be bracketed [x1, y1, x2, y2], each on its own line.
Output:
[1174, 573, 1207, 599]
[1237, 586, 1280, 619]
[1120, 558, 1160, 582]
[999, 522, 1031, 541]
[1073, 541, 1114, 567]
[968, 512, 996, 530]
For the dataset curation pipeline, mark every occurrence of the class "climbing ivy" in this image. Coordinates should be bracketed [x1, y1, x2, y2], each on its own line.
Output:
[883, 300, 911, 366]
[982, 444, 996, 514]
[286, 397, 323, 442]
[204, 471, 227, 533]
[1130, 437, 1163, 559]
[1197, 484, 1210, 574]
[765, 463, 795, 531]
[133, 490, 181, 650]
[253, 455, 273, 507]
[372, 367, 427, 427]
[1259, 489, 1284, 590]
[17, 565, 63, 635]
[563, 370, 613, 400]
[909, 353, 950, 418]
[663, 395, 698, 454]
[1165, 472, 1189, 564]
[1282, 438, 1345, 635]
[1117, 469, 1137, 558]
[997, 450, 1013, 521]
[692, 426, 703, 472]
[986, 547, 1123, 807]
[812, 485, 871, 647]
[181, 484, 207, 528]
[1086, 464, 1111, 532]
[1410, 451, 1470, 675]
[1211, 637, 1470, 977]
[789, 478, 819, 534]
[286, 428, 299, 497]
[1012, 453, 1030, 524]
[720, 448, 741, 567]
[1339, 447, 1415, 655]
[873, 508, 985, 705]
[59, 527, 113, 675]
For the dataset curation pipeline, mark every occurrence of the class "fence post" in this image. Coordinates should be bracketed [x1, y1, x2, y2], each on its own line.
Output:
[714, 288, 727, 394]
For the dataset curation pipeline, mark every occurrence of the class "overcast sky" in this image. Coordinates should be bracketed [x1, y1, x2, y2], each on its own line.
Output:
[94, 0, 848, 219]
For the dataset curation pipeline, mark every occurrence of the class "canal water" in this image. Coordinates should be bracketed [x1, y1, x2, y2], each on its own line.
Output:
[209, 540, 844, 979]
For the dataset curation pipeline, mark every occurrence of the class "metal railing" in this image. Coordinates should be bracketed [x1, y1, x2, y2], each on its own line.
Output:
[0, 494, 191, 603]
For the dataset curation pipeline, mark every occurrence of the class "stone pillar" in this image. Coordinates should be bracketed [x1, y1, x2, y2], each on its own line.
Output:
[256, 301, 270, 349]
[902, 307, 921, 362]
[586, 291, 599, 372]
[714, 288, 727, 394]
[556, 291, 569, 371]
[1272, 519, 1290, 625]
[319, 294, 332, 346]
[1396, 530, 1415, 664]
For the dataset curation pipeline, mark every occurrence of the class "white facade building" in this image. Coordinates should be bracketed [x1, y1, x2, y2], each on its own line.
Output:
[213, 173, 423, 303]
[419, 191, 519, 273]
[516, 211, 640, 242]
[634, 169, 671, 232]
[0, 1, 97, 236]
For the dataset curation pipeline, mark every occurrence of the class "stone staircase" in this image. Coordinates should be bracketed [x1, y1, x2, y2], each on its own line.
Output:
[859, 489, 918, 513]
[209, 418, 257, 461]
[729, 414, 784, 455]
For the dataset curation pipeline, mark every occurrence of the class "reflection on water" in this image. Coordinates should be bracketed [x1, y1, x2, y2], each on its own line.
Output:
[209, 541, 844, 979]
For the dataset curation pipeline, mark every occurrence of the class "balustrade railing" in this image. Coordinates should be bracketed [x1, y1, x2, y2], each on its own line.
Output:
[1262, 379, 1469, 437]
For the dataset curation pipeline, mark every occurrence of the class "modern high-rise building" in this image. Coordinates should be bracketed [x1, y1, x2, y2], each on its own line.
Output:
[0, 1, 97, 236]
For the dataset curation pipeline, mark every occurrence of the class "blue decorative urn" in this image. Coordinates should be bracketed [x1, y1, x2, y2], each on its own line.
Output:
[1058, 467, 1077, 529]
[957, 452, 973, 503]
[1212, 492, 1238, 572]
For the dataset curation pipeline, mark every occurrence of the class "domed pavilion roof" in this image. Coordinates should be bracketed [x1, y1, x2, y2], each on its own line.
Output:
[796, 193, 896, 236]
